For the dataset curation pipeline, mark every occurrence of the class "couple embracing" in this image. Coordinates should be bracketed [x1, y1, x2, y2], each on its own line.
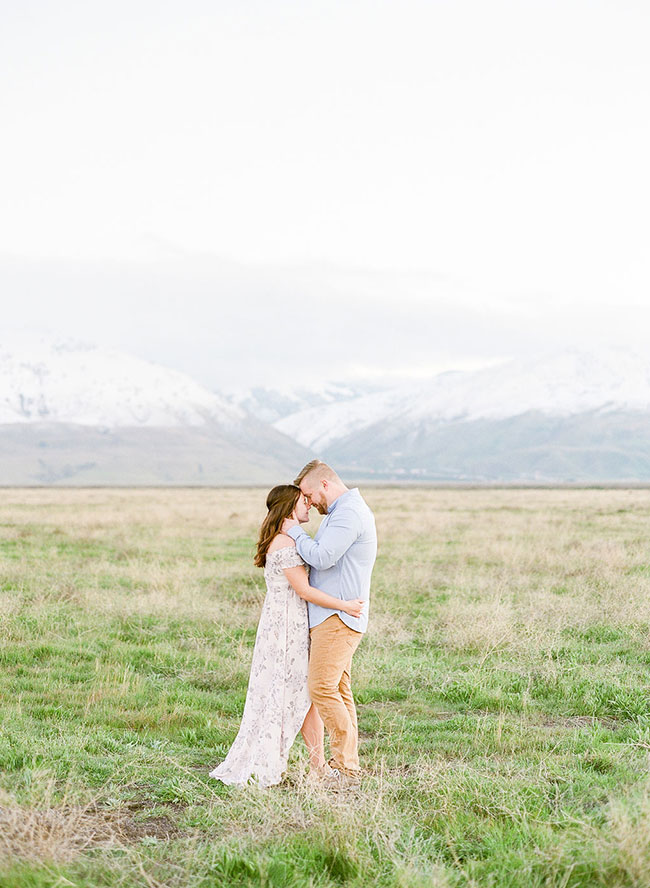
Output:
[209, 459, 377, 788]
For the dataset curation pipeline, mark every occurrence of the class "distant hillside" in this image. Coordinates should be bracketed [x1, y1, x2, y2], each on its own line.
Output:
[5, 342, 650, 484]
[0, 422, 311, 486]
[0, 341, 310, 485]
[315, 410, 650, 482]
[268, 350, 650, 482]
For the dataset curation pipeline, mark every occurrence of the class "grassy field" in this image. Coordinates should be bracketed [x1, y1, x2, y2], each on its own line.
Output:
[2, 487, 650, 887]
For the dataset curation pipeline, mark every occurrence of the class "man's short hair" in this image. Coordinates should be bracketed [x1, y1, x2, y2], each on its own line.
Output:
[294, 459, 341, 486]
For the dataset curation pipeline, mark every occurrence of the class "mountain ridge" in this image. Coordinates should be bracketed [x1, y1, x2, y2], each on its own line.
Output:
[0, 339, 243, 428]
[3, 341, 650, 483]
[0, 339, 311, 485]
[267, 349, 650, 482]
[274, 349, 650, 450]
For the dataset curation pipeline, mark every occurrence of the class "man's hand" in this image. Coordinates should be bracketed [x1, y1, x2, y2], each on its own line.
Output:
[281, 511, 299, 534]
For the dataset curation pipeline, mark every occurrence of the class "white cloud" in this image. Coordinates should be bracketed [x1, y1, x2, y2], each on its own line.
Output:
[0, 251, 645, 390]
[1, 1, 647, 387]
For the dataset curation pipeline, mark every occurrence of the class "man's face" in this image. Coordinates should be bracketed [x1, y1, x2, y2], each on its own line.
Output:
[299, 478, 328, 515]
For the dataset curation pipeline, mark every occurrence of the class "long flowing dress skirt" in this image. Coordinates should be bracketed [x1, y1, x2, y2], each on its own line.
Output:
[209, 546, 312, 787]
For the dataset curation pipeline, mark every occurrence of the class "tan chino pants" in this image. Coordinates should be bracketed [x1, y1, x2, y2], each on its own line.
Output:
[308, 614, 363, 774]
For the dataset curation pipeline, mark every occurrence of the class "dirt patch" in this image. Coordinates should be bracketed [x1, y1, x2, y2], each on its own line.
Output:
[0, 800, 185, 865]
[537, 714, 619, 731]
[119, 812, 182, 841]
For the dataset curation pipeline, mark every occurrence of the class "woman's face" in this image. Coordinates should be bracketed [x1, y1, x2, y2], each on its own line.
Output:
[293, 492, 310, 524]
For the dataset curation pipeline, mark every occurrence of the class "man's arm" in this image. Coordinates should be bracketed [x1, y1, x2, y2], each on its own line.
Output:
[286, 508, 360, 570]
[282, 565, 365, 616]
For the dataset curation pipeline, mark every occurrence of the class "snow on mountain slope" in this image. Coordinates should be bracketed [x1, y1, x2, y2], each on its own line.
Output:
[274, 388, 407, 450]
[0, 340, 245, 428]
[229, 381, 380, 424]
[275, 349, 650, 450]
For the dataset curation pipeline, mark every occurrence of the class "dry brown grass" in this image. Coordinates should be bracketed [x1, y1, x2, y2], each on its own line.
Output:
[3, 484, 650, 663]
[0, 781, 182, 865]
[605, 784, 650, 886]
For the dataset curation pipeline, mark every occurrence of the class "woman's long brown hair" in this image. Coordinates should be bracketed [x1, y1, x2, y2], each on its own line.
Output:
[254, 485, 302, 567]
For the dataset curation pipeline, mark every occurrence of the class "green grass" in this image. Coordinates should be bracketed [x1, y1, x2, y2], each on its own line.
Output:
[2, 487, 650, 886]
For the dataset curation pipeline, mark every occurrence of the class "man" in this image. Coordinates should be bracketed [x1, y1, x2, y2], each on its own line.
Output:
[282, 459, 377, 783]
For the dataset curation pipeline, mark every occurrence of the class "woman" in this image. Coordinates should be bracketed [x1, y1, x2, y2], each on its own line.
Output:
[209, 485, 364, 787]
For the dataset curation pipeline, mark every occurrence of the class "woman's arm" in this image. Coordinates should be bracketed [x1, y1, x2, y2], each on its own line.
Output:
[283, 565, 365, 618]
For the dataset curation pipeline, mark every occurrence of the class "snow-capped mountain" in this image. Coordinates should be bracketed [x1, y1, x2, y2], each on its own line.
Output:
[228, 381, 381, 424]
[270, 350, 650, 482]
[274, 350, 650, 450]
[4, 341, 650, 484]
[0, 339, 311, 485]
[0, 339, 244, 428]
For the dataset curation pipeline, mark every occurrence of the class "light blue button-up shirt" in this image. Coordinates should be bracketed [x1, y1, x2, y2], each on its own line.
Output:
[287, 488, 377, 633]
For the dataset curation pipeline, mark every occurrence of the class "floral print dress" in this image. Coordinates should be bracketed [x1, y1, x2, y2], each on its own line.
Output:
[209, 546, 312, 787]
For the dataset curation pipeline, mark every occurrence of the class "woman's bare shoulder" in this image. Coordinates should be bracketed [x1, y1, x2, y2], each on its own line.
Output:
[266, 533, 297, 554]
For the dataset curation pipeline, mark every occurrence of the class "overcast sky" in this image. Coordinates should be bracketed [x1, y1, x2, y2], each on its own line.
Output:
[1, 1, 648, 389]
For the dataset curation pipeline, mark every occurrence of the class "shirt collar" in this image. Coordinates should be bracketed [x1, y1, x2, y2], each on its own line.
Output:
[327, 487, 358, 514]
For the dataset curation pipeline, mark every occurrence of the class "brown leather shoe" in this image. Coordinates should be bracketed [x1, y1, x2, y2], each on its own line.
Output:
[328, 761, 362, 784]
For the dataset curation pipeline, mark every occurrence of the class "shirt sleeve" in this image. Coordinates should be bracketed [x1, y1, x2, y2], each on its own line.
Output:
[286, 508, 360, 570]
